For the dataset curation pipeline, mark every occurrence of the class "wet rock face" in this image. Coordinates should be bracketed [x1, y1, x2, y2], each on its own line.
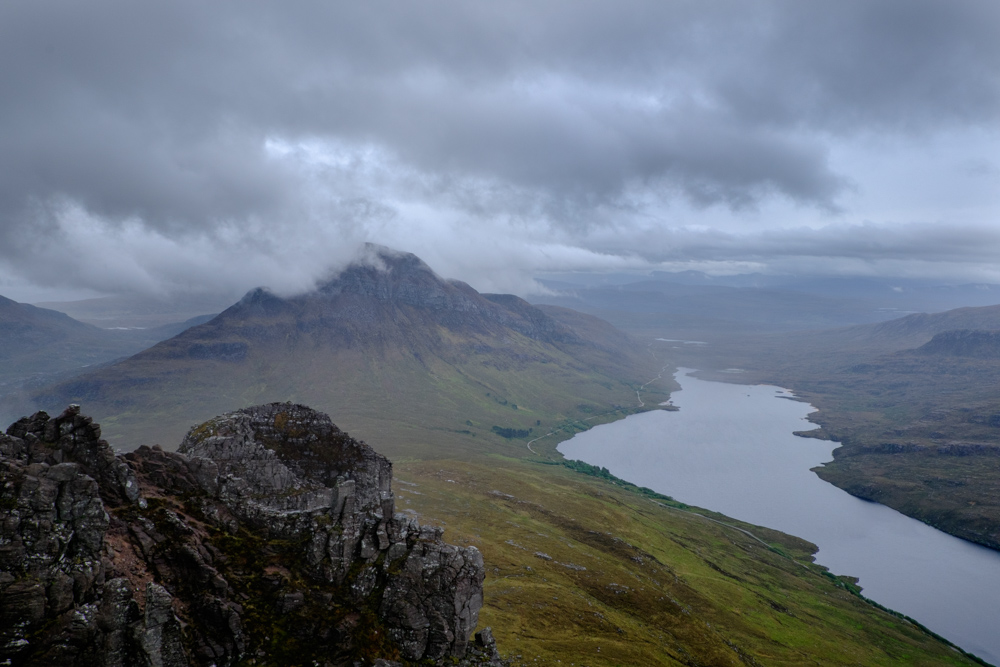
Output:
[0, 403, 501, 666]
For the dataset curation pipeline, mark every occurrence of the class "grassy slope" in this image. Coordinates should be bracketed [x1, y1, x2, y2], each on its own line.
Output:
[391, 456, 981, 666]
[37, 343, 984, 663]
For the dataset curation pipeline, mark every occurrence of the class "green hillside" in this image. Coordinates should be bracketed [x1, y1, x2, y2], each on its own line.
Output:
[394, 456, 983, 666]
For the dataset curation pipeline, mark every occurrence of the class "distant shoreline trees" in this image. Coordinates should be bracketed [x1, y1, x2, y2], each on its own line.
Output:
[491, 425, 533, 439]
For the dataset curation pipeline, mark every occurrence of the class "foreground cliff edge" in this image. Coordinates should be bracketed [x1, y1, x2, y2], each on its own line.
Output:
[0, 403, 503, 666]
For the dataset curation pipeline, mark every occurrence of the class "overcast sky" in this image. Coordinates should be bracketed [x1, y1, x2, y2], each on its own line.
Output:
[1, 0, 998, 301]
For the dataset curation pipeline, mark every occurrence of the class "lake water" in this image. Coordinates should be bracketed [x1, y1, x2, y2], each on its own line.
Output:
[558, 368, 1000, 664]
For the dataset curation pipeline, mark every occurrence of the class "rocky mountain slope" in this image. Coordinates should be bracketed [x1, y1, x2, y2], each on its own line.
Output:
[32, 246, 659, 453]
[0, 403, 501, 666]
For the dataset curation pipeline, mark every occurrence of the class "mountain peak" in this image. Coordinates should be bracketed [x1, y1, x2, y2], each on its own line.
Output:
[357, 242, 432, 271]
[346, 243, 442, 284]
[232, 286, 291, 316]
[315, 244, 468, 311]
[33, 246, 648, 449]
[205, 247, 579, 346]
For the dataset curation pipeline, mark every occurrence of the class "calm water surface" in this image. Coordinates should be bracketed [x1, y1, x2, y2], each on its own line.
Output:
[559, 369, 1000, 664]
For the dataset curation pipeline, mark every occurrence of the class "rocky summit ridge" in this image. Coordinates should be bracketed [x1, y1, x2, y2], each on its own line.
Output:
[214, 244, 589, 351]
[0, 403, 502, 666]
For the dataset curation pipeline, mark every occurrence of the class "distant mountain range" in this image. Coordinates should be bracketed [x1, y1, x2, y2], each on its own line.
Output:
[0, 295, 213, 391]
[859, 305, 1000, 348]
[531, 273, 1000, 340]
[0, 294, 103, 365]
[0, 292, 219, 420]
[31, 246, 657, 453]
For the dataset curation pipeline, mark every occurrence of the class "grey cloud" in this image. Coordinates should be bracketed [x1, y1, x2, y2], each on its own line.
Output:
[0, 0, 996, 295]
[584, 222, 1000, 271]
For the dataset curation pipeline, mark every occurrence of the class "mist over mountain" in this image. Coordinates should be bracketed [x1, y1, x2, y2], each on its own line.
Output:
[31, 246, 655, 452]
[530, 271, 1000, 343]
[0, 2, 996, 305]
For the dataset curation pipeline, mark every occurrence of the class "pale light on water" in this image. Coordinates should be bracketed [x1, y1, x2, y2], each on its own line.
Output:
[559, 368, 1000, 664]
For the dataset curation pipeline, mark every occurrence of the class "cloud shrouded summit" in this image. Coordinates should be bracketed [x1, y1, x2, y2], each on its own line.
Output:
[0, 0, 998, 299]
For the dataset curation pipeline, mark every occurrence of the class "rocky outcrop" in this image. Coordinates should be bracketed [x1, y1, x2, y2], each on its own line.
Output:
[0, 404, 502, 666]
[0, 405, 180, 667]
[5, 404, 140, 506]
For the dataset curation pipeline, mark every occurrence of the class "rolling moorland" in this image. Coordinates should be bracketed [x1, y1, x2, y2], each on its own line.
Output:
[547, 277, 1000, 553]
[2, 248, 990, 664]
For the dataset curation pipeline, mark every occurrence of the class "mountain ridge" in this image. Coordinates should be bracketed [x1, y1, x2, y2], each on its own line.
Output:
[31, 246, 659, 452]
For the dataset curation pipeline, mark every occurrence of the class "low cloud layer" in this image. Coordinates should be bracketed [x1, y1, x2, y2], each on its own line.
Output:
[0, 1, 997, 300]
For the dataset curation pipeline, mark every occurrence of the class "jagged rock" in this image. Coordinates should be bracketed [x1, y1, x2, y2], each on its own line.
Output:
[6, 404, 140, 506]
[96, 578, 143, 667]
[0, 404, 504, 666]
[177, 402, 392, 516]
[175, 403, 489, 663]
